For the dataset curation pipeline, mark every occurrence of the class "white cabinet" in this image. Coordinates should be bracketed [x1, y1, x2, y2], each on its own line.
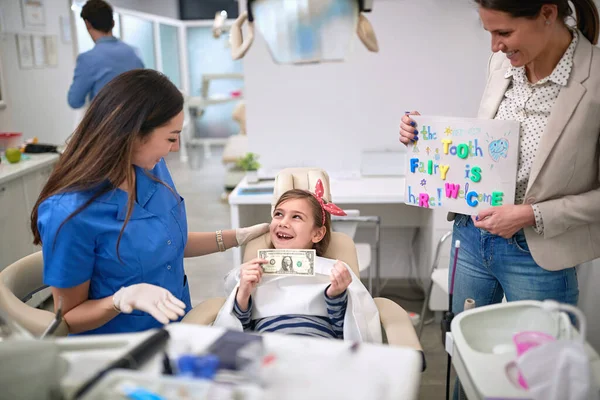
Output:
[0, 178, 32, 269]
[0, 155, 58, 270]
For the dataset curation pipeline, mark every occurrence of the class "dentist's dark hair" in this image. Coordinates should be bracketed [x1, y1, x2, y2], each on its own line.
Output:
[31, 69, 183, 259]
[474, 0, 599, 44]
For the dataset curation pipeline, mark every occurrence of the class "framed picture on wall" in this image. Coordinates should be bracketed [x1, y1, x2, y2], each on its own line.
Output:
[16, 34, 34, 69]
[44, 35, 58, 66]
[32, 35, 46, 67]
[0, 7, 6, 33]
[0, 53, 5, 109]
[21, 0, 45, 30]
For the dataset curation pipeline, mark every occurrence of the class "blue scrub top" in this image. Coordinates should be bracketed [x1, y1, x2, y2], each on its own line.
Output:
[37, 159, 191, 335]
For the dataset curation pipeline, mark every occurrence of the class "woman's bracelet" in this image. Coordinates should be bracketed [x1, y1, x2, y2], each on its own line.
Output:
[216, 230, 226, 252]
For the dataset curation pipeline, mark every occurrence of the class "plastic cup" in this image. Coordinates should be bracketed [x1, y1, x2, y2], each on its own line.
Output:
[512, 331, 555, 388]
[513, 331, 555, 356]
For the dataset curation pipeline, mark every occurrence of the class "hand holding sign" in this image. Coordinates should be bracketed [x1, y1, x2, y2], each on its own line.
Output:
[404, 116, 520, 216]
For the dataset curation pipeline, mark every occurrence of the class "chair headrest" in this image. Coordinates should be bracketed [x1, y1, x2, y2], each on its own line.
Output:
[271, 167, 332, 215]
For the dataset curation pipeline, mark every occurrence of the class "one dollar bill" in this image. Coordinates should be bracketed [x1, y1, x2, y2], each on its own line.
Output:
[257, 249, 316, 276]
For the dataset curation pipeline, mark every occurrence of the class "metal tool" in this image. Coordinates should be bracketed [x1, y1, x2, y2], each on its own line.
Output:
[40, 296, 63, 339]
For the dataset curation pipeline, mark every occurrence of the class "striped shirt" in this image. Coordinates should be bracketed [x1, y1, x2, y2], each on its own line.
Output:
[233, 286, 348, 339]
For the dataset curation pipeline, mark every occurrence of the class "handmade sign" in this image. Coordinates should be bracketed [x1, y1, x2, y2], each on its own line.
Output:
[404, 116, 520, 215]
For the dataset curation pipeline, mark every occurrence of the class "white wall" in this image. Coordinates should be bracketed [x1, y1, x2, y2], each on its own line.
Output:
[0, 0, 77, 144]
[110, 0, 179, 20]
[243, 0, 490, 174]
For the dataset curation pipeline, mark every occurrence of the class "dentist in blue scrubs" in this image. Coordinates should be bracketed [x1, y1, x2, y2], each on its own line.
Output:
[31, 69, 268, 335]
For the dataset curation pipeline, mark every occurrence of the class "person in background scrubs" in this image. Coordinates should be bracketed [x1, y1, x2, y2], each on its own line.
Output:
[32, 69, 269, 335]
[68, 0, 144, 109]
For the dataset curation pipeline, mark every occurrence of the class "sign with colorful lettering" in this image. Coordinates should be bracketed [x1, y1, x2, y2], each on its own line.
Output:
[404, 116, 520, 215]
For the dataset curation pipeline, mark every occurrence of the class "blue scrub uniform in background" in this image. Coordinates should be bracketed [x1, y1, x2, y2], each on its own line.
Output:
[37, 159, 191, 335]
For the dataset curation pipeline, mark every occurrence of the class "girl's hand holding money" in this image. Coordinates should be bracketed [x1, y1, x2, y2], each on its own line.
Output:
[326, 261, 352, 298]
[236, 258, 267, 311]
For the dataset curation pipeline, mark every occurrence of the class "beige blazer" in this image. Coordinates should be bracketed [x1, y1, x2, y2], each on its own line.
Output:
[452, 32, 600, 271]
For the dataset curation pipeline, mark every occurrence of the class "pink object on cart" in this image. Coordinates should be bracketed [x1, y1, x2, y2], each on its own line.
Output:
[513, 331, 556, 388]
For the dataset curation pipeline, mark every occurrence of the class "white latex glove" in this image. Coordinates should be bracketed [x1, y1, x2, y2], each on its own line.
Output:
[235, 223, 270, 246]
[112, 283, 186, 325]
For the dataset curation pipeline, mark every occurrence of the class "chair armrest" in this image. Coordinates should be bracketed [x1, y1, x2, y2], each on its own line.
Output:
[0, 284, 68, 337]
[374, 297, 422, 351]
[375, 297, 425, 371]
[181, 297, 227, 326]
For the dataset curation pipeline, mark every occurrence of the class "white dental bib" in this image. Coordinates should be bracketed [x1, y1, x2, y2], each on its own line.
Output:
[214, 256, 382, 343]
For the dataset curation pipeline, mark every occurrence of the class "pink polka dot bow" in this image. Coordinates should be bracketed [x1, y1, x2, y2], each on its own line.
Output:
[313, 179, 347, 224]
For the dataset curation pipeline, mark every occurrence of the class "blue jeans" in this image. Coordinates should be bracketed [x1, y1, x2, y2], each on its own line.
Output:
[449, 214, 579, 314]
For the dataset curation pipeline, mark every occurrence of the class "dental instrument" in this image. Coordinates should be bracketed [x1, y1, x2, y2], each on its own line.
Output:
[73, 328, 171, 399]
[40, 296, 63, 339]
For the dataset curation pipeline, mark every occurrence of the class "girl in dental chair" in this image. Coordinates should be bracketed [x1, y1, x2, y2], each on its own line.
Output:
[213, 180, 382, 343]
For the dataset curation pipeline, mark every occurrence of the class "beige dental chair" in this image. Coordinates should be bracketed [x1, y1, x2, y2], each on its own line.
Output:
[182, 168, 423, 357]
[0, 251, 68, 337]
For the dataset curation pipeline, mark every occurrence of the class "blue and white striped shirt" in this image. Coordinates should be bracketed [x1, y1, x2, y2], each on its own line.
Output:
[233, 286, 348, 339]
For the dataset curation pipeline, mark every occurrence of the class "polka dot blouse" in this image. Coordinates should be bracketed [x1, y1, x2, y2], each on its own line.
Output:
[494, 30, 578, 235]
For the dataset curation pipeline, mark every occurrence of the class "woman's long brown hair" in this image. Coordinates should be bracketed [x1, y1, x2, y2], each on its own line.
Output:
[274, 190, 332, 256]
[31, 69, 183, 258]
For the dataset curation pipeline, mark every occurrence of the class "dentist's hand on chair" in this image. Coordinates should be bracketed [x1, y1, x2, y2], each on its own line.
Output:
[326, 261, 352, 298]
[235, 223, 270, 246]
[112, 283, 187, 325]
[398, 111, 421, 145]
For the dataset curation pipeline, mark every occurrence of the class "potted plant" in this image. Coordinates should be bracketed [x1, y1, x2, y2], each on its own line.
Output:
[236, 152, 261, 183]
[225, 152, 261, 190]
[236, 152, 260, 171]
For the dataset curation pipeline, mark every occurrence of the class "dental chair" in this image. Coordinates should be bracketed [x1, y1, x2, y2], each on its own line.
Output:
[0, 251, 68, 337]
[182, 168, 423, 358]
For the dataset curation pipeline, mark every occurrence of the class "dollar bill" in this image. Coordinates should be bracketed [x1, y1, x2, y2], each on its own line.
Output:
[257, 249, 316, 276]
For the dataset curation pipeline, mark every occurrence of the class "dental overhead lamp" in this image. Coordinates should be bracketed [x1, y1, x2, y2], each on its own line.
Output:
[228, 0, 378, 64]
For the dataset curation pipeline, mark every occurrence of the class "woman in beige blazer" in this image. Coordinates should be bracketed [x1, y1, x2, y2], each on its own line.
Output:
[399, 0, 600, 315]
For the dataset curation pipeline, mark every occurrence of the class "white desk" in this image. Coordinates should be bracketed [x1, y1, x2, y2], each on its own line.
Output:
[228, 175, 452, 282]
[57, 323, 422, 400]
